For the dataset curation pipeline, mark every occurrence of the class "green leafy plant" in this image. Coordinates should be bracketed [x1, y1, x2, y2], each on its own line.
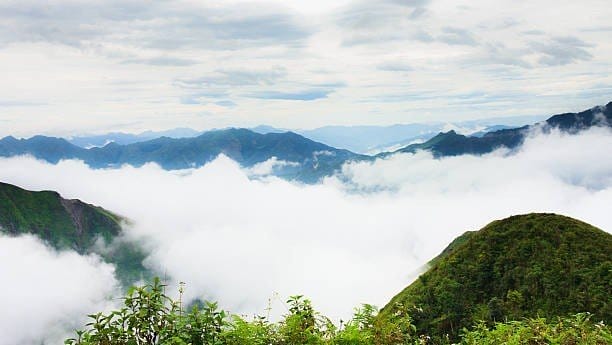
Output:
[66, 278, 610, 345]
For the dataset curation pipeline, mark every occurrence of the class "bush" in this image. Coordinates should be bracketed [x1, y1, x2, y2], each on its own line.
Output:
[66, 279, 610, 345]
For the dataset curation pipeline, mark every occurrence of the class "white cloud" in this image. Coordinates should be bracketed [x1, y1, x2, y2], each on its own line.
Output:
[0, 0, 611, 136]
[247, 157, 300, 176]
[0, 235, 118, 345]
[0, 129, 611, 334]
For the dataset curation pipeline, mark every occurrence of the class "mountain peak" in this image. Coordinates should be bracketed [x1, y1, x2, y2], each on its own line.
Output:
[381, 212, 612, 341]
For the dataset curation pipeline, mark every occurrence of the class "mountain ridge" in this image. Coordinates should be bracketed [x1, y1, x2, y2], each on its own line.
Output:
[0, 128, 367, 183]
[380, 213, 612, 342]
[392, 101, 612, 157]
[0, 181, 147, 284]
[1, 101, 610, 182]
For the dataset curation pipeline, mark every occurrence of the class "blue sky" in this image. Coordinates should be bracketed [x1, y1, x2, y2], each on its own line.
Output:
[0, 0, 611, 136]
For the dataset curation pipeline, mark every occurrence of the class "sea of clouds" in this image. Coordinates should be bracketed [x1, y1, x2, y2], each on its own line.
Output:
[1, 127, 611, 344]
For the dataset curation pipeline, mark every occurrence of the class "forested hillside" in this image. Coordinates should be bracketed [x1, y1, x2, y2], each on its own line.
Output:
[0, 182, 147, 284]
[381, 213, 612, 342]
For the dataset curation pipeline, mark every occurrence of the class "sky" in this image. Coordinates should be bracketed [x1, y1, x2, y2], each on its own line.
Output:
[1, 0, 611, 137]
[1, 127, 611, 344]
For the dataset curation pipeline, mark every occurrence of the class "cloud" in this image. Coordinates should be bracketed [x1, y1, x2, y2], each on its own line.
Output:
[177, 68, 287, 89]
[530, 36, 594, 66]
[377, 61, 413, 72]
[522, 29, 545, 36]
[0, 100, 45, 107]
[0, 128, 611, 335]
[121, 56, 199, 66]
[246, 89, 333, 101]
[336, 0, 431, 46]
[437, 27, 478, 46]
[0, 1, 311, 50]
[247, 157, 300, 176]
[214, 100, 237, 108]
[0, 234, 118, 345]
[1, 1, 611, 135]
[480, 42, 532, 68]
[337, 0, 430, 29]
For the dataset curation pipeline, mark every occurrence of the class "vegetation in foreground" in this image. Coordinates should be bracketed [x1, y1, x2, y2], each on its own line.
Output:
[66, 278, 611, 345]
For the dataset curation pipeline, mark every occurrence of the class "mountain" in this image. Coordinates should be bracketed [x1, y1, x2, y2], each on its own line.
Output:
[469, 125, 515, 137]
[298, 124, 442, 153]
[295, 115, 544, 153]
[380, 213, 612, 342]
[66, 117, 538, 154]
[393, 102, 612, 157]
[1, 102, 610, 182]
[0, 129, 366, 183]
[0, 182, 147, 284]
[392, 128, 526, 157]
[68, 128, 202, 148]
[250, 125, 288, 134]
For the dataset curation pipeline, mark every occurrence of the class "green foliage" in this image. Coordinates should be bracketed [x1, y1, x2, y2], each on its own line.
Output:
[0, 182, 102, 249]
[461, 313, 612, 345]
[67, 279, 610, 345]
[0, 181, 148, 285]
[66, 279, 425, 345]
[380, 213, 612, 342]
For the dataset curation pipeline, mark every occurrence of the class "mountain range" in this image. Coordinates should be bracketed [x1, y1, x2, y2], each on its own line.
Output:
[0, 129, 365, 183]
[388, 101, 611, 157]
[67, 116, 545, 154]
[0, 102, 610, 183]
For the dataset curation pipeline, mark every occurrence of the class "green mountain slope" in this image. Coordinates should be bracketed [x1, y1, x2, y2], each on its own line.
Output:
[0, 182, 147, 284]
[380, 213, 612, 341]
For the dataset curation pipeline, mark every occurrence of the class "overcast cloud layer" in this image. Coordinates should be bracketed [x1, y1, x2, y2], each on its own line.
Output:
[1, 0, 611, 136]
[0, 128, 611, 344]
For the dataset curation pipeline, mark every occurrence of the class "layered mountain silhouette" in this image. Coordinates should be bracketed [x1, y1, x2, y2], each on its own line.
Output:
[0, 129, 366, 183]
[0, 101, 610, 182]
[391, 101, 611, 157]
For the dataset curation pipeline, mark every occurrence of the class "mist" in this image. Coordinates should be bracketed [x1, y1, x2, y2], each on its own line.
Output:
[0, 128, 611, 343]
[0, 235, 117, 345]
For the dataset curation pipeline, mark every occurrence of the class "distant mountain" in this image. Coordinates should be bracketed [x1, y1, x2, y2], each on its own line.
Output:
[297, 124, 442, 153]
[0, 182, 147, 284]
[469, 125, 515, 137]
[1, 102, 609, 182]
[68, 128, 202, 148]
[392, 102, 612, 157]
[0, 129, 366, 183]
[249, 125, 288, 134]
[380, 213, 612, 342]
[295, 115, 545, 153]
[67, 119, 536, 154]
